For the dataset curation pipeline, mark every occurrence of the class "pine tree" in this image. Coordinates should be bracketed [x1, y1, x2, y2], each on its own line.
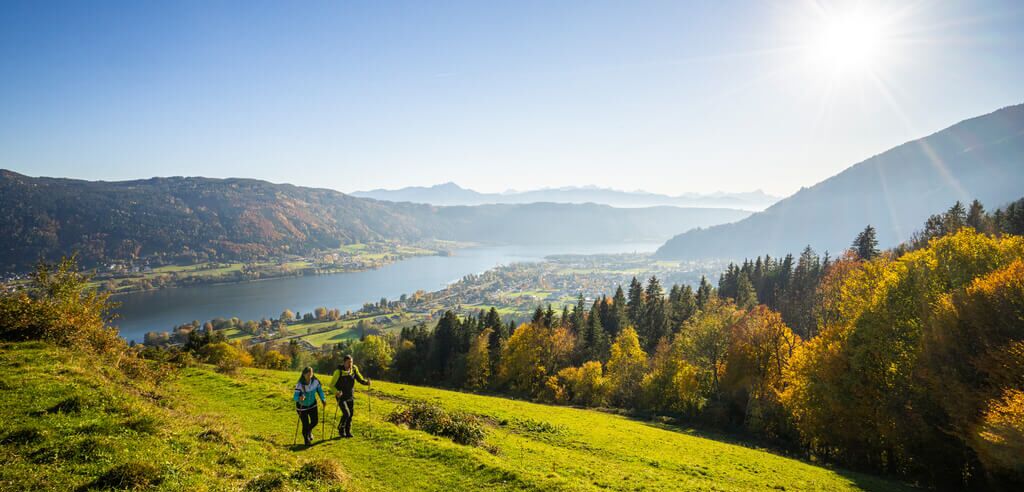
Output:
[735, 273, 757, 310]
[572, 294, 586, 333]
[944, 201, 967, 233]
[610, 285, 628, 337]
[669, 284, 697, 329]
[627, 277, 645, 329]
[641, 276, 669, 352]
[967, 199, 988, 232]
[531, 306, 545, 326]
[543, 304, 556, 329]
[696, 276, 713, 309]
[852, 225, 880, 260]
[585, 300, 610, 361]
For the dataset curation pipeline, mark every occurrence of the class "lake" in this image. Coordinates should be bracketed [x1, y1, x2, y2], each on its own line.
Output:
[113, 242, 661, 342]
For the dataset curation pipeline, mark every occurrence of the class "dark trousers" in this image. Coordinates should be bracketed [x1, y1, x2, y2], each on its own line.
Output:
[298, 405, 318, 440]
[338, 397, 355, 433]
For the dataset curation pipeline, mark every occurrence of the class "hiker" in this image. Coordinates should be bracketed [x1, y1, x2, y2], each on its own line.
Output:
[330, 355, 370, 438]
[293, 366, 326, 446]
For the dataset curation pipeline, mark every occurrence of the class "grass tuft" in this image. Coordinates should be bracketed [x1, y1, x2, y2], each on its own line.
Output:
[244, 472, 287, 492]
[197, 428, 232, 445]
[124, 415, 161, 434]
[1, 427, 44, 445]
[292, 458, 348, 483]
[81, 461, 163, 491]
[47, 395, 87, 414]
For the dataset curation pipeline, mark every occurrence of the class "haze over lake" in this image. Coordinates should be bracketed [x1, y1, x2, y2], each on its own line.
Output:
[114, 242, 661, 342]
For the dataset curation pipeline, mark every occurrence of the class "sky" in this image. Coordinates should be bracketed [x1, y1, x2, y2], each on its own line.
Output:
[1, 1, 1023, 197]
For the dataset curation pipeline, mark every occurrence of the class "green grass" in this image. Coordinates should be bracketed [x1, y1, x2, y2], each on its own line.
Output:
[0, 342, 913, 491]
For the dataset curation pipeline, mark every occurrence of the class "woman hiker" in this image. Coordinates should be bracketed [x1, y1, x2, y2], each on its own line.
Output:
[293, 366, 326, 446]
[330, 355, 370, 438]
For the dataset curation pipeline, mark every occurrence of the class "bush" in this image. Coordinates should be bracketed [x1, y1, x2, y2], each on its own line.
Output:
[0, 257, 122, 354]
[386, 401, 486, 446]
[199, 342, 253, 373]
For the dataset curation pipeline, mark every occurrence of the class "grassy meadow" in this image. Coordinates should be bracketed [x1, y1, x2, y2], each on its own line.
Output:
[0, 341, 911, 491]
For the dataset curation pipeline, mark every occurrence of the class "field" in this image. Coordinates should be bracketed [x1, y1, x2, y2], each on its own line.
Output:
[0, 342, 911, 491]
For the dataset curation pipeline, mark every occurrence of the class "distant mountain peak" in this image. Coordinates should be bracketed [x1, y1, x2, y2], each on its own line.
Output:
[352, 183, 781, 210]
[654, 103, 1024, 261]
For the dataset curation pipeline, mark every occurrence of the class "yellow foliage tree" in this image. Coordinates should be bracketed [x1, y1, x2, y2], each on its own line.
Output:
[465, 328, 493, 390]
[606, 327, 647, 408]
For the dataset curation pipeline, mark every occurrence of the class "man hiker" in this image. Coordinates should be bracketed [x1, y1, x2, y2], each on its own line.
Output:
[330, 355, 370, 438]
[293, 366, 326, 446]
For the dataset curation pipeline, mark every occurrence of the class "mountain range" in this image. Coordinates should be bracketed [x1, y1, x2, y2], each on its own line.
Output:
[655, 103, 1024, 260]
[0, 171, 749, 272]
[352, 184, 780, 210]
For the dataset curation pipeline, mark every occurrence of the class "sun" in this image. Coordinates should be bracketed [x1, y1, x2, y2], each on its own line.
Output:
[807, 9, 889, 74]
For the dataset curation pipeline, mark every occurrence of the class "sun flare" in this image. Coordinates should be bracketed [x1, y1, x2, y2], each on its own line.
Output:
[807, 9, 889, 74]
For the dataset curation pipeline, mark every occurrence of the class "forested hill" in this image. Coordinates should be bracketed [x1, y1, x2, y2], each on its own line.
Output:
[655, 103, 1024, 260]
[0, 171, 749, 271]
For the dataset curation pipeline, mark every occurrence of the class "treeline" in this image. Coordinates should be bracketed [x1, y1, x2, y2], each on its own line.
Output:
[379, 197, 1024, 489]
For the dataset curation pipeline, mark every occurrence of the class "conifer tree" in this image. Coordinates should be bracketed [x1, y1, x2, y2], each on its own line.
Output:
[641, 276, 669, 352]
[852, 225, 880, 260]
[696, 276, 713, 309]
[627, 277, 645, 329]
[610, 285, 628, 337]
[966, 199, 988, 232]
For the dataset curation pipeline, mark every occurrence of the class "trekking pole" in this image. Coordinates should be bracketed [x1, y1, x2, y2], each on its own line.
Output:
[292, 411, 300, 447]
[321, 402, 326, 442]
[366, 392, 373, 438]
[331, 402, 339, 439]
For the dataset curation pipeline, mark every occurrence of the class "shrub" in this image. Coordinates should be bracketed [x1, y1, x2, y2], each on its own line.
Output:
[386, 401, 486, 446]
[199, 342, 253, 373]
[0, 257, 122, 354]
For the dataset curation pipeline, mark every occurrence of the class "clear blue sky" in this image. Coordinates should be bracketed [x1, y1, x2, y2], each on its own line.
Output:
[2, 0, 1022, 196]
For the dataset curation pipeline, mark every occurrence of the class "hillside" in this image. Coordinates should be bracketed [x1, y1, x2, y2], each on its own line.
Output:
[0, 171, 748, 272]
[353, 183, 781, 210]
[656, 103, 1024, 260]
[0, 341, 909, 491]
[0, 172, 433, 271]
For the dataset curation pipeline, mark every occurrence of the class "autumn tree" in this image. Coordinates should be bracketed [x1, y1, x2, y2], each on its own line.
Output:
[465, 328, 493, 390]
[721, 306, 800, 437]
[679, 298, 740, 401]
[606, 327, 647, 408]
[354, 334, 393, 378]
